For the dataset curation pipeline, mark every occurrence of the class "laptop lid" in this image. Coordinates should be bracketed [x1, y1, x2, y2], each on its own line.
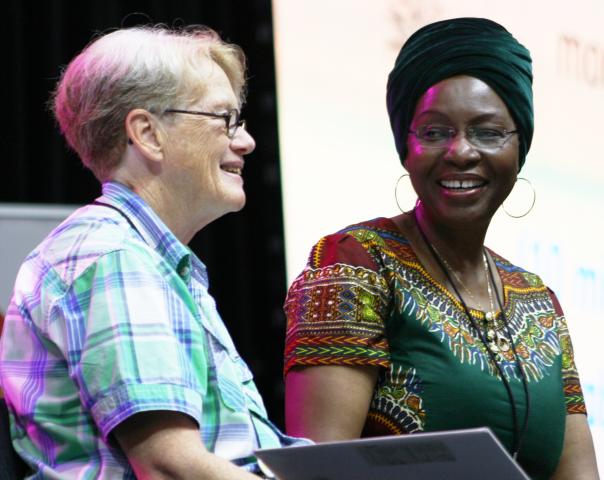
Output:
[255, 427, 530, 480]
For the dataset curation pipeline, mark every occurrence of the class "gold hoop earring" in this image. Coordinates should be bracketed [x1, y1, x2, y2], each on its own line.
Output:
[502, 177, 536, 218]
[394, 174, 418, 214]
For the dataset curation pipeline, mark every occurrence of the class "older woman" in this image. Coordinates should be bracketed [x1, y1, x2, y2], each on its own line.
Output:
[0, 25, 302, 479]
[283, 18, 599, 480]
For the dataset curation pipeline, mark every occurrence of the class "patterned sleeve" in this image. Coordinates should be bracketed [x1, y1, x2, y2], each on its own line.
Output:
[548, 288, 587, 415]
[284, 232, 392, 375]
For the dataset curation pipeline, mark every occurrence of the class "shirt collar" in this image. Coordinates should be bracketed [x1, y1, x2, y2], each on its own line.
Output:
[97, 181, 202, 281]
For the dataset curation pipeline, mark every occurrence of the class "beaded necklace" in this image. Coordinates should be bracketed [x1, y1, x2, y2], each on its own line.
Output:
[413, 209, 530, 458]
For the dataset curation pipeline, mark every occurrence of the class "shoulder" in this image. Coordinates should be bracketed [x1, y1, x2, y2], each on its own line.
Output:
[337, 217, 408, 243]
[17, 205, 151, 291]
[488, 249, 550, 291]
[308, 217, 410, 269]
[488, 250, 573, 328]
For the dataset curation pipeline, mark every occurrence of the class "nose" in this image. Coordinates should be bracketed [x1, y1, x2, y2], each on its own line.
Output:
[231, 126, 256, 155]
[443, 131, 480, 166]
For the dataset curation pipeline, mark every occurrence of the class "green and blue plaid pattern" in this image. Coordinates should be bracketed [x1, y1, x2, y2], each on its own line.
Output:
[0, 181, 298, 478]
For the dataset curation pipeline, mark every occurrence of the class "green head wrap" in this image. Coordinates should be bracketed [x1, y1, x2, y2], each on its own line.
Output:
[386, 17, 533, 170]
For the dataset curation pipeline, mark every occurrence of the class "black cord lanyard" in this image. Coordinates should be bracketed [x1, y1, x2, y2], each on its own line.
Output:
[413, 210, 530, 459]
[91, 200, 145, 241]
[485, 257, 531, 457]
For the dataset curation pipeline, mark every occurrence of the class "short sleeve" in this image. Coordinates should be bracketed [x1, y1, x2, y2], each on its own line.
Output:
[548, 289, 587, 415]
[50, 248, 207, 439]
[284, 232, 392, 375]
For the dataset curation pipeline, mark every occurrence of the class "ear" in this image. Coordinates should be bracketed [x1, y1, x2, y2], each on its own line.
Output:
[124, 109, 165, 162]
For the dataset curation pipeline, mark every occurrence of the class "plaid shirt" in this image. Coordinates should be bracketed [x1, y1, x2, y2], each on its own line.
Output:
[0, 182, 298, 478]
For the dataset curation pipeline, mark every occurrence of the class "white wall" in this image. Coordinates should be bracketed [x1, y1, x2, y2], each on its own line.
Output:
[0, 204, 76, 312]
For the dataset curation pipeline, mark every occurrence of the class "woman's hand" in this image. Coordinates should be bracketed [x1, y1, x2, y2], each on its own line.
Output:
[285, 364, 378, 442]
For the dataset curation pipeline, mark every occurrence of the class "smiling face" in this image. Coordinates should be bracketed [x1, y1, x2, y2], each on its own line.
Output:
[405, 75, 519, 230]
[161, 61, 255, 230]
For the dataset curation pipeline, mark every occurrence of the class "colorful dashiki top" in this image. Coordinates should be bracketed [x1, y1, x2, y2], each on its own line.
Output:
[284, 217, 586, 480]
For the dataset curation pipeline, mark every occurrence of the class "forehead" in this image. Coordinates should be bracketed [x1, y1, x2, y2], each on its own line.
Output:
[189, 60, 239, 109]
[412, 75, 513, 124]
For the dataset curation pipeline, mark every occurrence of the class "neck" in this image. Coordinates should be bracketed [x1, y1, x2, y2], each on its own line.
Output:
[112, 175, 202, 245]
[413, 203, 488, 269]
[111, 151, 210, 245]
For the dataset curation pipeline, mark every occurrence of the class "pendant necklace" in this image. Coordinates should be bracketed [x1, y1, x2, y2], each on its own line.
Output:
[430, 240, 512, 356]
[483, 253, 511, 355]
[413, 209, 530, 458]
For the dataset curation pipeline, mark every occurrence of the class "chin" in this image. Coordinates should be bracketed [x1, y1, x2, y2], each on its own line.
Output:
[425, 202, 494, 228]
[447, 208, 496, 229]
[227, 193, 247, 213]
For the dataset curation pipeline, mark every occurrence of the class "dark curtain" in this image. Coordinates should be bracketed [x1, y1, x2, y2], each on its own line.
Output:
[3, 0, 288, 428]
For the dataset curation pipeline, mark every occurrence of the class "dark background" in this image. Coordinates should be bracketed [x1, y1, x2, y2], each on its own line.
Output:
[4, 1, 289, 427]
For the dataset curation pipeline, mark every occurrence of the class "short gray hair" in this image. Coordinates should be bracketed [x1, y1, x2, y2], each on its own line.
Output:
[52, 25, 247, 181]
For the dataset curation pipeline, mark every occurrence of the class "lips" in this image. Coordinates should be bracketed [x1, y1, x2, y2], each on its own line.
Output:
[220, 161, 244, 175]
[221, 166, 242, 175]
[438, 178, 486, 190]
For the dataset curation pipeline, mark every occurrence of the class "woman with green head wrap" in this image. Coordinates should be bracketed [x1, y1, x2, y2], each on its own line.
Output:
[283, 17, 599, 480]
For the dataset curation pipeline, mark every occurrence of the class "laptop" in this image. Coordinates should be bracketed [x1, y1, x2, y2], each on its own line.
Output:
[255, 427, 530, 480]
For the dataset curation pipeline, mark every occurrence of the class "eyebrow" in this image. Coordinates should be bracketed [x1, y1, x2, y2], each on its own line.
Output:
[415, 110, 510, 124]
[202, 98, 239, 112]
[213, 102, 239, 112]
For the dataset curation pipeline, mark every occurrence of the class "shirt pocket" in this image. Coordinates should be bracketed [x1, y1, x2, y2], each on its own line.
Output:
[237, 359, 269, 418]
[204, 332, 254, 413]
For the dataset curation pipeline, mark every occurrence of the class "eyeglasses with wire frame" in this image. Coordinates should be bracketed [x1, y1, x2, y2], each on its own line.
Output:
[408, 125, 518, 150]
[164, 108, 246, 139]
